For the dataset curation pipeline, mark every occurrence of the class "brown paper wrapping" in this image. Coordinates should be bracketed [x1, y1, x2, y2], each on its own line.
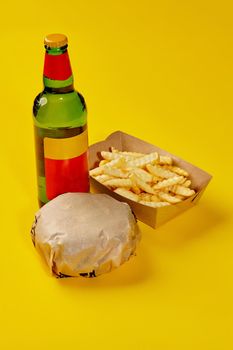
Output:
[31, 193, 140, 278]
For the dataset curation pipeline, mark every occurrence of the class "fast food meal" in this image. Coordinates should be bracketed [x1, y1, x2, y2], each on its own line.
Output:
[90, 148, 196, 207]
[31, 193, 140, 278]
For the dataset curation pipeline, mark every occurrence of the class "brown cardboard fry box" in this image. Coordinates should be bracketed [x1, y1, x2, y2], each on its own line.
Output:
[88, 131, 212, 229]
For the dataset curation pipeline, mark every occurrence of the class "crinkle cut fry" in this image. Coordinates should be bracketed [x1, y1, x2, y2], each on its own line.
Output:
[114, 188, 139, 202]
[157, 155, 173, 165]
[132, 174, 156, 194]
[90, 158, 124, 176]
[164, 165, 189, 177]
[111, 148, 144, 157]
[103, 167, 129, 178]
[132, 167, 153, 183]
[101, 151, 134, 162]
[94, 174, 114, 183]
[139, 200, 171, 208]
[126, 152, 158, 168]
[158, 191, 182, 204]
[104, 178, 133, 188]
[146, 163, 177, 179]
[153, 176, 184, 190]
[170, 185, 195, 197]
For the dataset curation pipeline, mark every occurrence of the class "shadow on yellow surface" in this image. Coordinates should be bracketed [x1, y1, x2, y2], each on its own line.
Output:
[56, 244, 154, 289]
[147, 198, 228, 249]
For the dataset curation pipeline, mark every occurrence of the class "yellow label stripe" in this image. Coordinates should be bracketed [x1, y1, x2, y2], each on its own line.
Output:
[44, 129, 88, 160]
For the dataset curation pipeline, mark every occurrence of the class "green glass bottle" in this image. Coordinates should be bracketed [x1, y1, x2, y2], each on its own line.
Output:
[33, 34, 89, 207]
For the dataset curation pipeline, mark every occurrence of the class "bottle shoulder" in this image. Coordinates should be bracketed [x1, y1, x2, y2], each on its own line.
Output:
[33, 90, 87, 129]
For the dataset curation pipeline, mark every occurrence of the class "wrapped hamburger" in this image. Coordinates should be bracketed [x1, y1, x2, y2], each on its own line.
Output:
[31, 193, 140, 278]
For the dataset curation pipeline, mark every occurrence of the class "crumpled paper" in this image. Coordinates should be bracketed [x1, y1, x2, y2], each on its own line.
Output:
[31, 193, 141, 278]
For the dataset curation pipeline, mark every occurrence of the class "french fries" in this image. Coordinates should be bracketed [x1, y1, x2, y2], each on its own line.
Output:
[104, 178, 132, 188]
[94, 174, 114, 183]
[126, 152, 159, 168]
[90, 148, 196, 207]
[89, 158, 125, 176]
[153, 176, 184, 190]
[157, 155, 173, 165]
[131, 174, 156, 194]
[114, 188, 140, 202]
[139, 201, 171, 208]
[146, 163, 176, 179]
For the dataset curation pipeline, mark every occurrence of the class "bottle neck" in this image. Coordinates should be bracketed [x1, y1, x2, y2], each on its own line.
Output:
[43, 45, 74, 92]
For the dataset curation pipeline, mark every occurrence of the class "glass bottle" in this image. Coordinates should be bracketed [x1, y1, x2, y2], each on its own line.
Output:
[33, 34, 89, 207]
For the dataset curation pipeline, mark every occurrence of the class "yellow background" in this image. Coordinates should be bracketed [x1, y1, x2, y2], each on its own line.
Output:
[1, 1, 233, 349]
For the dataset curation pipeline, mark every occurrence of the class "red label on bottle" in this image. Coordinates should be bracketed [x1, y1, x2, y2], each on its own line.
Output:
[44, 130, 89, 200]
[43, 51, 72, 80]
[45, 152, 89, 200]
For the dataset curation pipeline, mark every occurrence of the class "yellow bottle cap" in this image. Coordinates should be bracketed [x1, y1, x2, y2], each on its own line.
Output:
[44, 33, 68, 48]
